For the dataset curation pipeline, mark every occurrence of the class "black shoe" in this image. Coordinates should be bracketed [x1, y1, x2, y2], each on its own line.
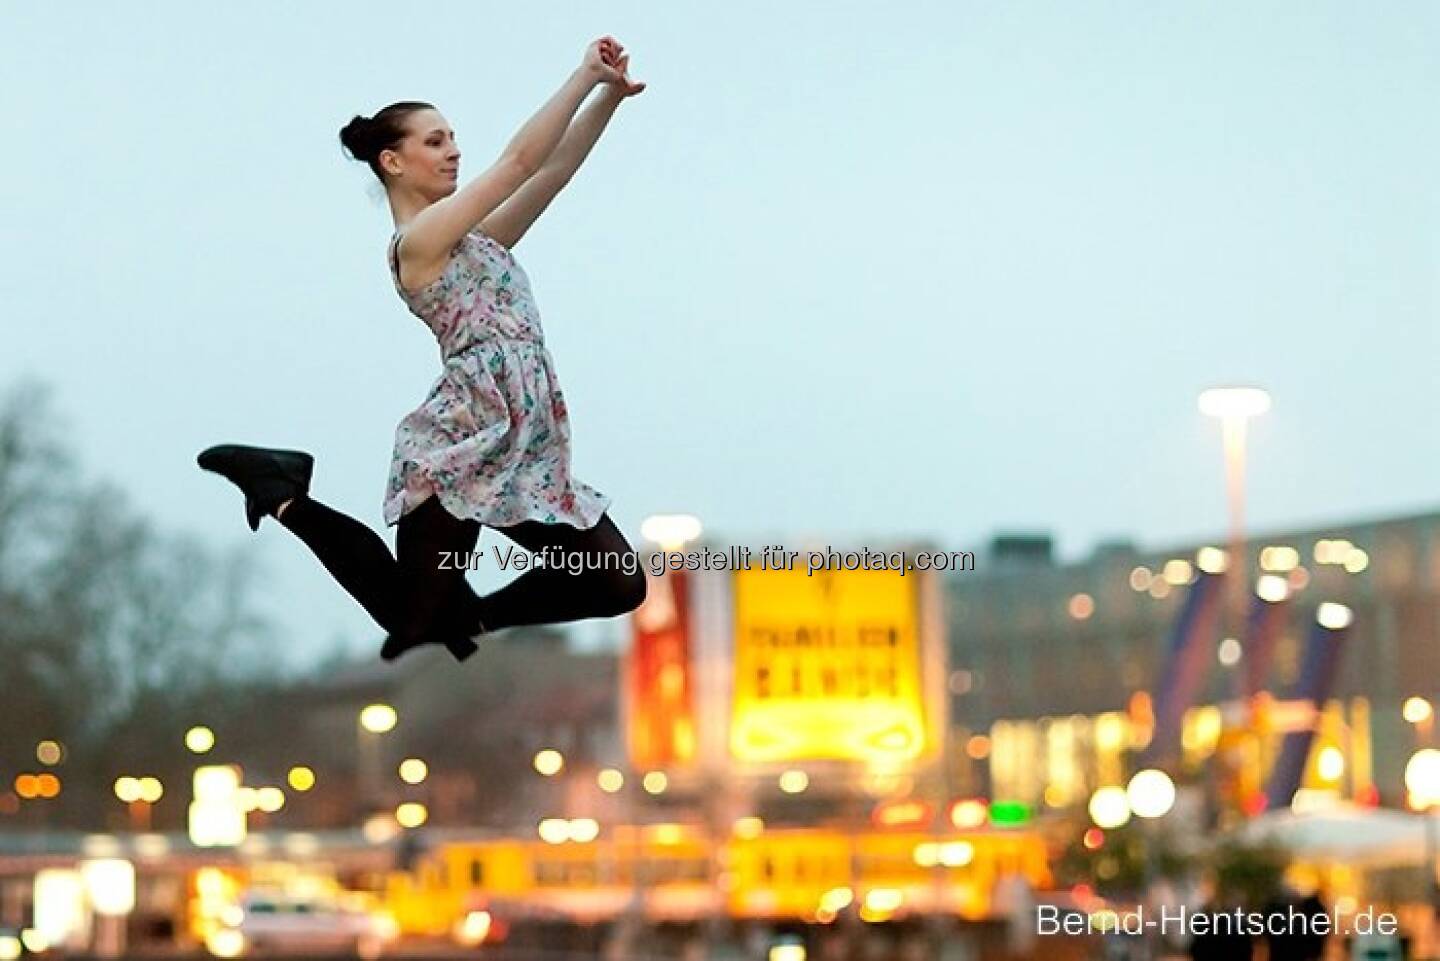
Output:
[380, 631, 480, 664]
[197, 444, 315, 531]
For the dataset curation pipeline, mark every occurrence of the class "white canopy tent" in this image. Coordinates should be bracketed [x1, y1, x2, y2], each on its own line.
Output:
[1234, 803, 1440, 868]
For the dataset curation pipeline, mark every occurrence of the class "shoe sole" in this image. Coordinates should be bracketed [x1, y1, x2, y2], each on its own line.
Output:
[197, 444, 314, 478]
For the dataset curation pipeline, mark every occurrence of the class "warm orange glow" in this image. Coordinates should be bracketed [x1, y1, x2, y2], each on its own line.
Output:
[949, 799, 988, 829]
[966, 735, 991, 760]
[730, 568, 928, 763]
[1067, 593, 1095, 620]
[872, 799, 932, 829]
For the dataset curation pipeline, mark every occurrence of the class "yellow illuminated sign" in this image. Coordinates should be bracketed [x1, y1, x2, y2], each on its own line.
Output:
[730, 567, 928, 762]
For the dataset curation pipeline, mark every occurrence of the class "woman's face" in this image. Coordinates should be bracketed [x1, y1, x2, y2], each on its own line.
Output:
[384, 108, 461, 199]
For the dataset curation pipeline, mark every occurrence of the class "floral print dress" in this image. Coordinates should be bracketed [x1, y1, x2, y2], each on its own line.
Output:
[382, 225, 611, 529]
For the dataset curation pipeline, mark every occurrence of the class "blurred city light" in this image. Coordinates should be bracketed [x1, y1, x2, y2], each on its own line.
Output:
[1088, 786, 1131, 829]
[399, 758, 429, 785]
[35, 740, 63, 766]
[255, 787, 285, 813]
[733, 816, 764, 839]
[1256, 575, 1290, 603]
[133, 834, 170, 859]
[597, 768, 624, 792]
[949, 799, 988, 829]
[1405, 750, 1440, 808]
[913, 842, 940, 868]
[362, 815, 399, 844]
[769, 942, 806, 961]
[113, 777, 141, 804]
[395, 802, 428, 828]
[872, 799, 931, 829]
[286, 766, 315, 791]
[988, 801, 1032, 826]
[1162, 559, 1195, 586]
[1317, 747, 1345, 782]
[206, 928, 245, 959]
[537, 818, 569, 844]
[1129, 566, 1153, 591]
[533, 749, 564, 776]
[1217, 638, 1242, 667]
[33, 869, 84, 951]
[1195, 547, 1228, 575]
[1317, 602, 1354, 630]
[778, 770, 809, 794]
[1198, 386, 1271, 418]
[1126, 769, 1176, 819]
[137, 777, 163, 803]
[359, 704, 398, 734]
[189, 765, 245, 847]
[642, 771, 668, 794]
[1260, 546, 1299, 572]
[185, 726, 215, 754]
[456, 910, 493, 947]
[640, 513, 703, 551]
[568, 818, 600, 842]
[80, 859, 135, 916]
[1067, 593, 1094, 620]
[1403, 698, 1434, 724]
[1344, 548, 1370, 574]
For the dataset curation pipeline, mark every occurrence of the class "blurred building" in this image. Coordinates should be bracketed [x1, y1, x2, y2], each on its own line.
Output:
[297, 626, 622, 829]
[945, 508, 1440, 813]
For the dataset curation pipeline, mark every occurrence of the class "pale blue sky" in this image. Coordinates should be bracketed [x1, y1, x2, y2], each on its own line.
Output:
[3, 2, 1436, 666]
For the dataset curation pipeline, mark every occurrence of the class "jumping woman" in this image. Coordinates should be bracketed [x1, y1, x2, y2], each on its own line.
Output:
[198, 37, 648, 662]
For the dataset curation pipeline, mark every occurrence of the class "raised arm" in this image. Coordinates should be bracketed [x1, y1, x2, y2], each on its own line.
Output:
[397, 39, 624, 271]
[482, 51, 646, 249]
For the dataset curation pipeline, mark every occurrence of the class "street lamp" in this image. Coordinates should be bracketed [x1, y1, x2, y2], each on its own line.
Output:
[358, 704, 397, 813]
[640, 514, 703, 552]
[1198, 386, 1271, 622]
[1406, 698, 1435, 749]
[185, 727, 215, 754]
[359, 704, 398, 734]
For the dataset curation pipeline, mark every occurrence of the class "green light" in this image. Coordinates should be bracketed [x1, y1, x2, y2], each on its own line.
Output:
[988, 800, 1031, 826]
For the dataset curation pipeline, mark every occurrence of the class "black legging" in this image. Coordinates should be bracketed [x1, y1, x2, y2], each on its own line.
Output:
[277, 493, 648, 649]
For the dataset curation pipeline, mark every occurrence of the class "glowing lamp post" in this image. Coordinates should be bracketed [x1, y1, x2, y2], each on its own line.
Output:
[640, 514, 702, 552]
[1198, 386, 1270, 623]
[358, 704, 397, 814]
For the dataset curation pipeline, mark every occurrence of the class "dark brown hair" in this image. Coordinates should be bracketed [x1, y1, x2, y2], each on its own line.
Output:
[339, 101, 435, 181]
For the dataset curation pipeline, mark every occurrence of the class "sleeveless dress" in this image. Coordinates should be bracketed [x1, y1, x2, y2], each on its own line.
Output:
[382, 225, 611, 529]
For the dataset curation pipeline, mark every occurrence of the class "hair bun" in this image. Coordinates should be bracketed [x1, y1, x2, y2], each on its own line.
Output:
[339, 115, 375, 162]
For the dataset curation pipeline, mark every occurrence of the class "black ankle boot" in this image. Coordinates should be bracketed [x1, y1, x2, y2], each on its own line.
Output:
[197, 444, 315, 531]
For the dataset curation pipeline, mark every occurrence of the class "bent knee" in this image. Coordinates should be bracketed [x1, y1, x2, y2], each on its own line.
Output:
[598, 562, 647, 616]
[618, 566, 648, 613]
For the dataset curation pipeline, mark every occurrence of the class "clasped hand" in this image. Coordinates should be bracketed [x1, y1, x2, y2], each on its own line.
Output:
[584, 36, 646, 97]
